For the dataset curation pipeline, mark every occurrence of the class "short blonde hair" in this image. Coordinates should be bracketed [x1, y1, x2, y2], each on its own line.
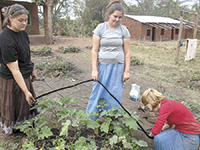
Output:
[141, 89, 165, 109]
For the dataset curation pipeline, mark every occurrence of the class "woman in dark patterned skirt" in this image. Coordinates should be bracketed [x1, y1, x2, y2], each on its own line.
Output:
[0, 4, 39, 134]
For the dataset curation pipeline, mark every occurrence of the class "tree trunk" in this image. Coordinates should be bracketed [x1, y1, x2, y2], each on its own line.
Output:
[45, 0, 54, 44]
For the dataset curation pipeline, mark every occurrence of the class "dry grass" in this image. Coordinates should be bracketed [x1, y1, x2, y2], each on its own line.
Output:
[130, 39, 200, 103]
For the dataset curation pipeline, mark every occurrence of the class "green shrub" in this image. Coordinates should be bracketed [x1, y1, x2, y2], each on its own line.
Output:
[31, 46, 52, 56]
[58, 45, 81, 53]
[36, 61, 79, 77]
[130, 56, 144, 66]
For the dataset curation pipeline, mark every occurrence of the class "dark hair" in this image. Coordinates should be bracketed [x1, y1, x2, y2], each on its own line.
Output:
[3, 4, 29, 28]
[105, 0, 124, 21]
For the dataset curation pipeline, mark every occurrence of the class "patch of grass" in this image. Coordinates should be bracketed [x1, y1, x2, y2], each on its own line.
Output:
[131, 40, 200, 93]
[57, 45, 81, 53]
[85, 45, 92, 50]
[31, 46, 52, 56]
[36, 61, 80, 77]
[130, 56, 144, 66]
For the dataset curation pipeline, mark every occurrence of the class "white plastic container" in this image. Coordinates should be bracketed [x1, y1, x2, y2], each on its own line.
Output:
[130, 84, 140, 101]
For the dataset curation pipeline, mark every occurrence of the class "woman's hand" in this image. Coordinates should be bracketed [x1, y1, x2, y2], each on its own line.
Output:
[91, 70, 99, 81]
[25, 91, 37, 106]
[149, 132, 154, 138]
[122, 71, 130, 82]
[31, 68, 37, 82]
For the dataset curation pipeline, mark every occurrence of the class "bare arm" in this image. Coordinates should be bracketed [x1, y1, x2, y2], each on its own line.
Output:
[123, 37, 131, 82]
[6, 61, 36, 106]
[149, 123, 171, 138]
[91, 34, 100, 81]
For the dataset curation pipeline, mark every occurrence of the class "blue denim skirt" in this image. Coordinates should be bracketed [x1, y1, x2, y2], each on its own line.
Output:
[153, 129, 200, 150]
[86, 63, 124, 120]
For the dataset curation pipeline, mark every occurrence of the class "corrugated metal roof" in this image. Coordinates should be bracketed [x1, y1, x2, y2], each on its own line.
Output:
[125, 15, 180, 24]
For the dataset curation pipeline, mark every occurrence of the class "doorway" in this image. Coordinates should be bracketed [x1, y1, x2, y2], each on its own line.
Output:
[171, 29, 174, 40]
[152, 27, 155, 41]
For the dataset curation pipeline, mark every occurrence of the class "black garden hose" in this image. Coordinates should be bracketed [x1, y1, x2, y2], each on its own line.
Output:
[35, 79, 154, 139]
[35, 79, 93, 99]
[97, 80, 154, 139]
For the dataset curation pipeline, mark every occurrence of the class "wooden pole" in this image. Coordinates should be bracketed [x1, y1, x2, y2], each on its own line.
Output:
[193, 13, 198, 39]
[184, 11, 198, 39]
[175, 10, 184, 64]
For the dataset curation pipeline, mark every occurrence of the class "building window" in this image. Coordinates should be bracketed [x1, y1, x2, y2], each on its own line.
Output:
[161, 29, 164, 35]
[146, 29, 151, 36]
[27, 10, 32, 26]
[175, 29, 179, 34]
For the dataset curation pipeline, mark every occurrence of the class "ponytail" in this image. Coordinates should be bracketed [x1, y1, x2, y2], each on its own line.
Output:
[105, 0, 124, 21]
[2, 6, 11, 28]
[107, 0, 121, 9]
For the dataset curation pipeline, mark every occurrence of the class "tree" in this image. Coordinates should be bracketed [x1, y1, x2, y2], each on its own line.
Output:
[52, 0, 71, 35]
[80, 0, 108, 35]
[32, 0, 71, 42]
[126, 0, 195, 19]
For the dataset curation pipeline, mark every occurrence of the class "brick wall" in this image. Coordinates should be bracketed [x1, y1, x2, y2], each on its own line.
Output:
[122, 16, 143, 40]
[21, 2, 39, 35]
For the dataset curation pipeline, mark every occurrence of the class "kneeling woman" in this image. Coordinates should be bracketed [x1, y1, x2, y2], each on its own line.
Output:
[141, 89, 200, 150]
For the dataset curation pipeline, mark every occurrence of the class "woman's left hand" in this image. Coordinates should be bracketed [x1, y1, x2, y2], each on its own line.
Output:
[31, 68, 37, 82]
[149, 132, 154, 138]
[123, 71, 130, 82]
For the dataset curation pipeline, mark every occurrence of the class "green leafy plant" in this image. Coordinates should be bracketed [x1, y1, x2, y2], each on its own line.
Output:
[89, 98, 148, 149]
[130, 56, 144, 66]
[36, 61, 79, 77]
[57, 45, 81, 53]
[85, 45, 92, 50]
[14, 97, 147, 149]
[31, 46, 52, 56]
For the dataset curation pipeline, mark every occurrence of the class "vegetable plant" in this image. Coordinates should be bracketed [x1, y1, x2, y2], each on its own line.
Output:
[14, 97, 148, 149]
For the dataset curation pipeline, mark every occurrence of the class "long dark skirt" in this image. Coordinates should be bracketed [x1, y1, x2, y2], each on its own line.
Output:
[0, 77, 39, 134]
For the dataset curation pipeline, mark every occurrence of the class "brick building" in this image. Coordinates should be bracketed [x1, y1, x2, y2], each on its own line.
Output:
[0, 0, 53, 44]
[122, 15, 195, 41]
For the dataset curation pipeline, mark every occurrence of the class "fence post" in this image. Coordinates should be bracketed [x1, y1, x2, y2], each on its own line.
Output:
[193, 13, 198, 39]
[175, 10, 184, 64]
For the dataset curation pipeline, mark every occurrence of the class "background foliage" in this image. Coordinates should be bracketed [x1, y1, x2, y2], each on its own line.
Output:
[33, 0, 199, 36]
